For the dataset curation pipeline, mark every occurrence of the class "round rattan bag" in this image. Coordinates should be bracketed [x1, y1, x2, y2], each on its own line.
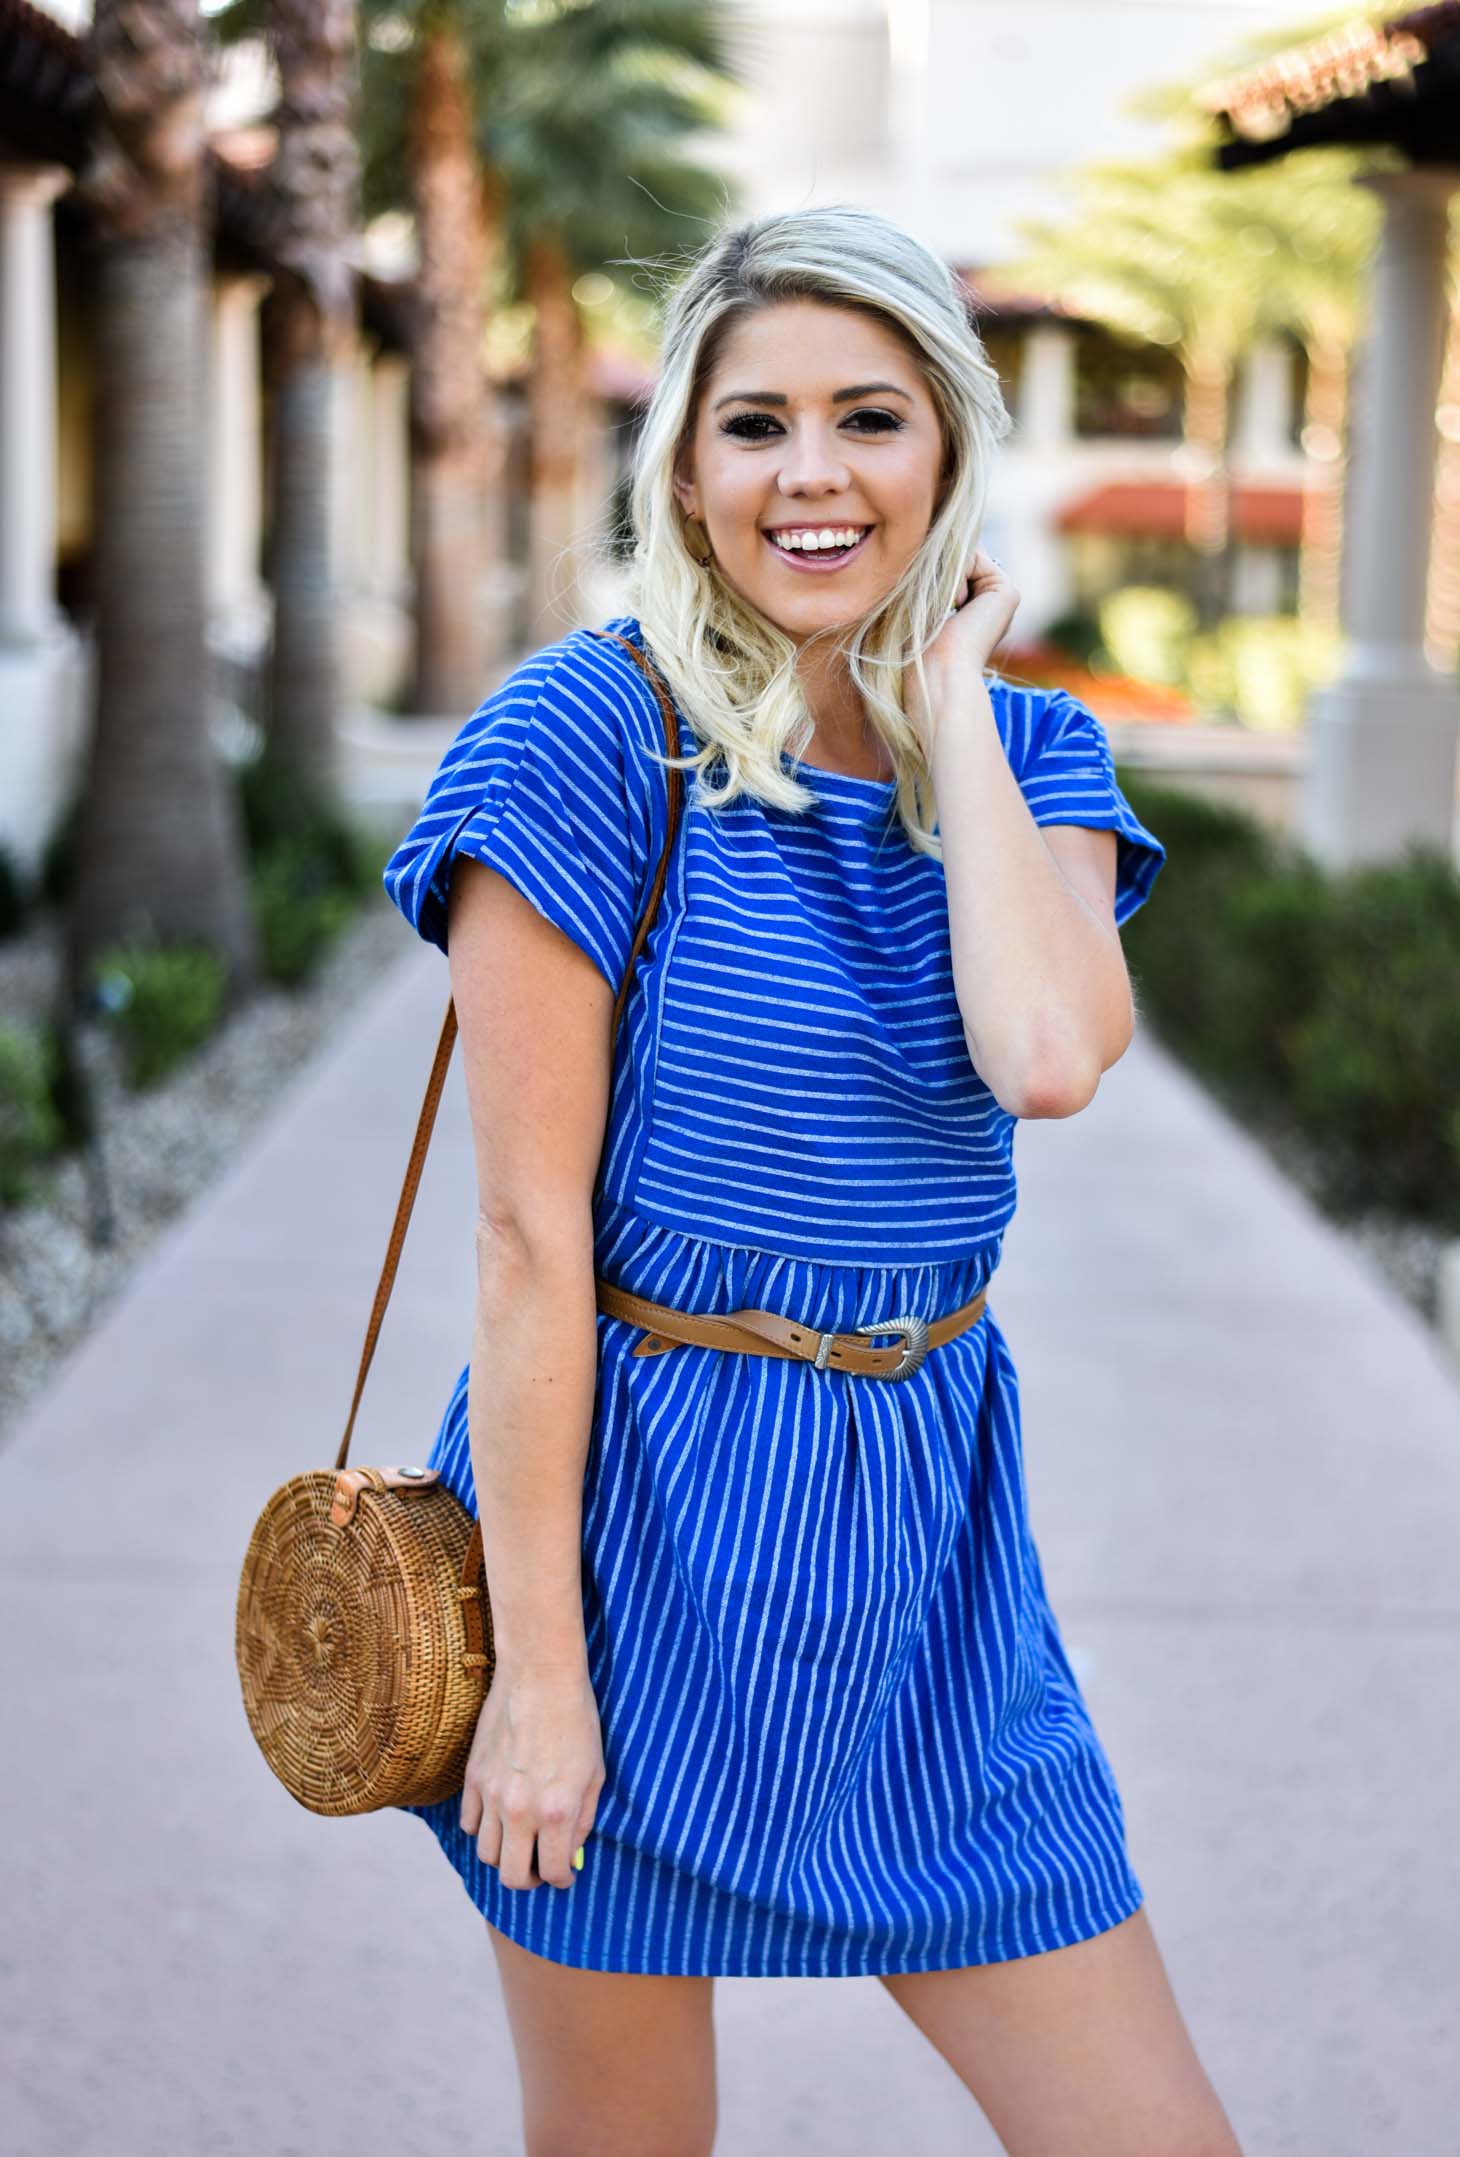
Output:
[233, 996, 494, 1817]
[235, 1454, 492, 1817]
[234, 628, 684, 1817]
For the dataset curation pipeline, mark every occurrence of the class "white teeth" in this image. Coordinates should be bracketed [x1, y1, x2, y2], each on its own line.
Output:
[768, 526, 866, 553]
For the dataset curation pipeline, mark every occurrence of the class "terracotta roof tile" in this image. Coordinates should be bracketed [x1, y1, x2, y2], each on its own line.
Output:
[1055, 478, 1309, 547]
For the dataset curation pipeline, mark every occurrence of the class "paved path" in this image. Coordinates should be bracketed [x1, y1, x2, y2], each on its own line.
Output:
[3, 927, 1457, 2157]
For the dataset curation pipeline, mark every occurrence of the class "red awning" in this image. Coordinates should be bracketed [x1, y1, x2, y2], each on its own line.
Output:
[1055, 479, 1309, 546]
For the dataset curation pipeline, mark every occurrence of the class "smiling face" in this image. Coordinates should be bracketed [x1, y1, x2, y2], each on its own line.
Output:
[672, 298, 947, 643]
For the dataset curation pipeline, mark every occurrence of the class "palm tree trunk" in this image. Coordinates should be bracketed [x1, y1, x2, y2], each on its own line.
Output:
[407, 21, 501, 715]
[66, 0, 257, 1009]
[262, 281, 343, 790]
[1182, 350, 1233, 632]
[526, 230, 587, 637]
[261, 0, 361, 795]
[1296, 339, 1348, 637]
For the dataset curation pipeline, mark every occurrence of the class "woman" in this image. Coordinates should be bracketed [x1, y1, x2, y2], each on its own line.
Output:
[382, 203, 1240, 2156]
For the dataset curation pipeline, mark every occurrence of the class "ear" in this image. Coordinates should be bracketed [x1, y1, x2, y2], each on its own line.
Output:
[671, 469, 697, 517]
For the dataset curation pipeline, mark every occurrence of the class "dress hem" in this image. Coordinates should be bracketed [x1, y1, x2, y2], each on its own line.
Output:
[472, 1879, 1148, 1979]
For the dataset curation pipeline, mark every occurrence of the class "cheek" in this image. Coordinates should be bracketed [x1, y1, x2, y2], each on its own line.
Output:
[710, 466, 765, 533]
[877, 456, 941, 550]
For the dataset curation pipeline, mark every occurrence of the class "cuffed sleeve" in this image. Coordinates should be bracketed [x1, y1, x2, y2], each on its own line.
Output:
[1012, 686, 1166, 928]
[382, 632, 663, 990]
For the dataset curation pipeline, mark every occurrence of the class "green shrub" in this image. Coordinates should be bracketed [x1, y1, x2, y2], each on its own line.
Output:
[251, 841, 355, 988]
[1118, 781, 1460, 1232]
[1099, 586, 1196, 688]
[1117, 775, 1280, 1059]
[1286, 847, 1460, 1222]
[0, 1022, 64, 1206]
[1212, 859, 1340, 1103]
[1041, 606, 1104, 669]
[1181, 615, 1342, 730]
[236, 748, 379, 901]
[90, 938, 229, 1090]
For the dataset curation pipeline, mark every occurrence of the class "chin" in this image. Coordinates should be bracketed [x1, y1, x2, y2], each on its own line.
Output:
[736, 579, 887, 640]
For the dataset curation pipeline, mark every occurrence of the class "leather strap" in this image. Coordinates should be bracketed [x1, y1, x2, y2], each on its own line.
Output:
[335, 629, 687, 1475]
[595, 1278, 991, 1379]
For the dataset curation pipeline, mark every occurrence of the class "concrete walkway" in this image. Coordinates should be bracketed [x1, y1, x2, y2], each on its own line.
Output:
[2, 930, 1457, 2157]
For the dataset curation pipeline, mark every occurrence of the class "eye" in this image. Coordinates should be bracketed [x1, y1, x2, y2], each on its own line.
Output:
[720, 413, 780, 440]
[719, 408, 906, 441]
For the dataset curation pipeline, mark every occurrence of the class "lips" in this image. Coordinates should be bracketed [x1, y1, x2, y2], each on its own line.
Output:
[762, 526, 873, 574]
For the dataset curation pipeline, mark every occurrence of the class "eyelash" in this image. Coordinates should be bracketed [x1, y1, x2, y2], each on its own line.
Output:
[719, 409, 905, 441]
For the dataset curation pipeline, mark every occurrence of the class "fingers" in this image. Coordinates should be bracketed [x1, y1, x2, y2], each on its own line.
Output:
[462, 1781, 592, 1891]
[532, 1801, 582, 1890]
[497, 1806, 542, 1890]
[964, 548, 1005, 581]
[472, 1801, 503, 1873]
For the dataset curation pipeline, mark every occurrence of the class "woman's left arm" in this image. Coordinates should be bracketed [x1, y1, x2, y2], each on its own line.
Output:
[928, 660, 1135, 1121]
[912, 549, 1136, 1121]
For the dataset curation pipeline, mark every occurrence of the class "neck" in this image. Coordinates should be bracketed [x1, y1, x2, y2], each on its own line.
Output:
[794, 635, 890, 774]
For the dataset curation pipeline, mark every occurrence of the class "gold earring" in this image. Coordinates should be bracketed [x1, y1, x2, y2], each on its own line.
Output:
[683, 514, 714, 568]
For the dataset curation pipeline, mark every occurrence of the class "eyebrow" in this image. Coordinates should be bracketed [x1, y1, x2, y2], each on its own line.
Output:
[711, 381, 915, 413]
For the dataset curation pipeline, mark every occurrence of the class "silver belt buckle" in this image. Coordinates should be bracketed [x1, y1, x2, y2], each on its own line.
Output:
[850, 1312, 930, 1381]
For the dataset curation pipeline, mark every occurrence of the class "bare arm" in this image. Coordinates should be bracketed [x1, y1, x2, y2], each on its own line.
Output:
[928, 660, 1136, 1121]
[444, 848, 618, 1891]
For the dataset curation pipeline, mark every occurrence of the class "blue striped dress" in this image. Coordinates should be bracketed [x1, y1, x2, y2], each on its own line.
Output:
[381, 612, 1166, 1977]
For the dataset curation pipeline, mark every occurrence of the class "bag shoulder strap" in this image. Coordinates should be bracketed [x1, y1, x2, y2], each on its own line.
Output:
[335, 629, 688, 1471]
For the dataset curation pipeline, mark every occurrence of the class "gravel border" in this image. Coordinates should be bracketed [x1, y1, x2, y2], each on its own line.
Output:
[0, 894, 411, 1444]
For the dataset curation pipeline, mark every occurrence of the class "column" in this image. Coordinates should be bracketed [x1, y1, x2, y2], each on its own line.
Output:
[207, 272, 271, 640]
[1019, 322, 1075, 452]
[0, 164, 68, 645]
[1233, 336, 1295, 466]
[1304, 166, 1460, 865]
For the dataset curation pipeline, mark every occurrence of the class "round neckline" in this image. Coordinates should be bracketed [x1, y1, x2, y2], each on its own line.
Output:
[784, 754, 897, 792]
[776, 754, 901, 798]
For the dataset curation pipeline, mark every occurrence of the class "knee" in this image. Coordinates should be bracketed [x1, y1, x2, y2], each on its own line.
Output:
[525, 2103, 717, 2157]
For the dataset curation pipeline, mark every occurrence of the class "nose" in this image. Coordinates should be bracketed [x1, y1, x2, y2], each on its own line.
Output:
[775, 419, 853, 498]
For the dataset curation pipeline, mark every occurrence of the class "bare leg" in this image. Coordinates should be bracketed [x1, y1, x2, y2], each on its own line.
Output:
[878, 1909, 1241, 2157]
[487, 1919, 719, 2157]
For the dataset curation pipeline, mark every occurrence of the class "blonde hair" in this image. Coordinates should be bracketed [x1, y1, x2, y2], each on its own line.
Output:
[621, 202, 1014, 860]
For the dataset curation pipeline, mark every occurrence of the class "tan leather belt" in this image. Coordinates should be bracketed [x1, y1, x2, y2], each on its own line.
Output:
[594, 1277, 993, 1382]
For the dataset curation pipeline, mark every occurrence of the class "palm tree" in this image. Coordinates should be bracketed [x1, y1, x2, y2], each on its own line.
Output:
[67, 0, 258, 1007]
[210, 0, 364, 789]
[260, 0, 363, 793]
[1005, 144, 1374, 633]
[1008, 156, 1276, 629]
[487, 0, 740, 634]
[396, 10, 504, 714]
[1198, 156, 1374, 636]
[354, 0, 739, 710]
[1127, 42, 1380, 632]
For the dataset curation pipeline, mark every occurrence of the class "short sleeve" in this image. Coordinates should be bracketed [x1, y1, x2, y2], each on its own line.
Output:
[381, 632, 661, 988]
[1007, 683, 1166, 929]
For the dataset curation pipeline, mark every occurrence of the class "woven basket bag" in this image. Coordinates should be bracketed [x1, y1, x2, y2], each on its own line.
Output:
[234, 631, 686, 1816]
